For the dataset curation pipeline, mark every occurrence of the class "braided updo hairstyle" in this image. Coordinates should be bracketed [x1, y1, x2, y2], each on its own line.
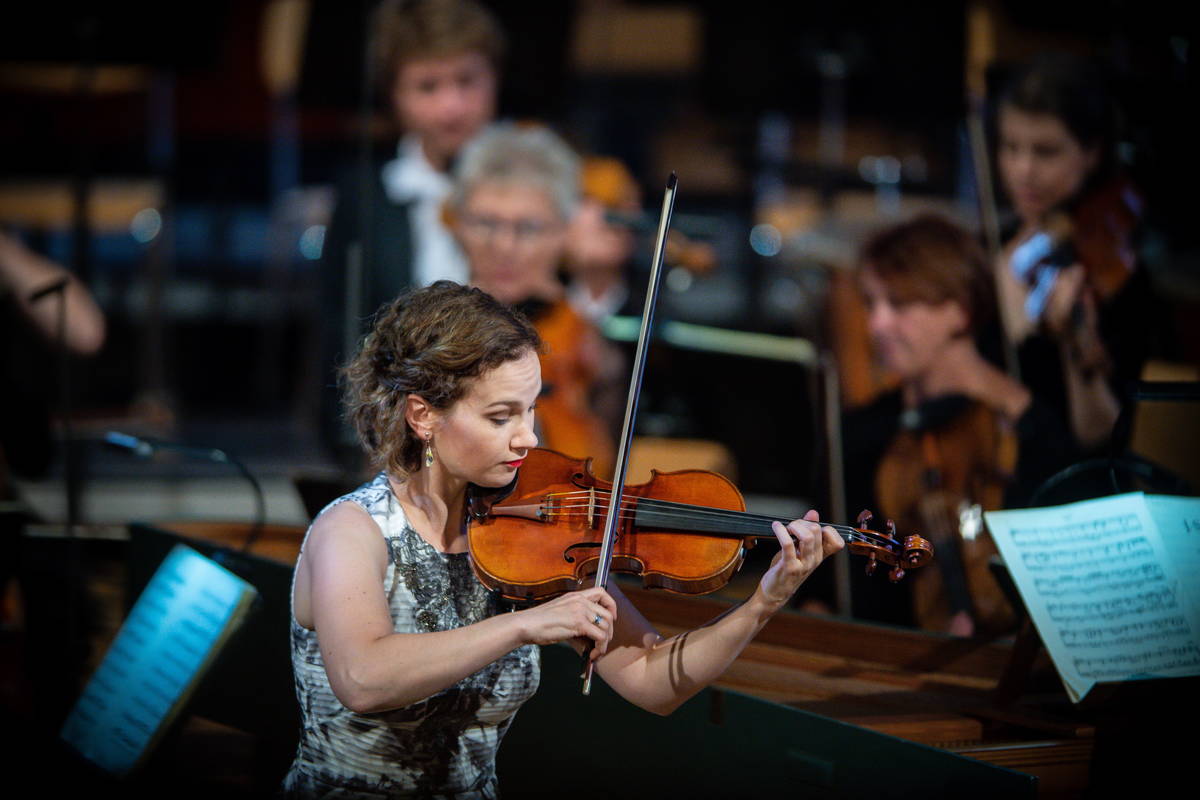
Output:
[342, 281, 542, 480]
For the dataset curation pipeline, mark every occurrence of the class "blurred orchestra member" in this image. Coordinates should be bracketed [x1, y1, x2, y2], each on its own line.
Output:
[449, 123, 619, 476]
[563, 156, 642, 325]
[843, 214, 1073, 636]
[992, 51, 1155, 452]
[319, 0, 505, 466]
[1, 231, 106, 636]
[1, 231, 105, 490]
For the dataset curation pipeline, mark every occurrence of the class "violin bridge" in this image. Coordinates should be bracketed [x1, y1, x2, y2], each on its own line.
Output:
[587, 487, 596, 529]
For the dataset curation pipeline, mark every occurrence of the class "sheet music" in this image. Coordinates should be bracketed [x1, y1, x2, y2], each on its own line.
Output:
[985, 493, 1200, 703]
[60, 544, 257, 775]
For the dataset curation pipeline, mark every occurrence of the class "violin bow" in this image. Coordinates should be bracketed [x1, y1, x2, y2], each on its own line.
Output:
[582, 172, 678, 695]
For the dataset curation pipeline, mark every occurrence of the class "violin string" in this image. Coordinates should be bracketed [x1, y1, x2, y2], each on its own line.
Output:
[536, 508, 894, 548]
[530, 496, 901, 548]
[543, 489, 867, 531]
[543, 490, 770, 526]
[544, 505, 899, 548]
[539, 490, 895, 540]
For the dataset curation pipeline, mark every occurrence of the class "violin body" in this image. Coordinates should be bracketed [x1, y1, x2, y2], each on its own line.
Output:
[875, 400, 1016, 634]
[469, 448, 750, 603]
[470, 449, 933, 605]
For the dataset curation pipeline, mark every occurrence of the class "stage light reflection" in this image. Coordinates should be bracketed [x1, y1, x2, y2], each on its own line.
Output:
[130, 208, 162, 244]
[299, 224, 326, 260]
[749, 223, 783, 257]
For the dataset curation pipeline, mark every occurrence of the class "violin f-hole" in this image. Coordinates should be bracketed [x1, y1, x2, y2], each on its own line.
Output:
[563, 541, 603, 563]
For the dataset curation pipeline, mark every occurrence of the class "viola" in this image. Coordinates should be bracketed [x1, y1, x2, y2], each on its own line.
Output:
[874, 397, 1017, 635]
[1006, 175, 1142, 375]
[525, 298, 616, 478]
[468, 448, 933, 604]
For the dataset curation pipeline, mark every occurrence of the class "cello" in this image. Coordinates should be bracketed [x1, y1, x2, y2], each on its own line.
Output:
[466, 175, 932, 690]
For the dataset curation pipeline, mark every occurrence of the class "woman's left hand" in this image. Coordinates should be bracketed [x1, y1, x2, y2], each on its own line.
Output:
[757, 510, 844, 611]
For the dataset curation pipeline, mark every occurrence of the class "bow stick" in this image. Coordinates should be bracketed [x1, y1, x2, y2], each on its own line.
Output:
[582, 172, 678, 695]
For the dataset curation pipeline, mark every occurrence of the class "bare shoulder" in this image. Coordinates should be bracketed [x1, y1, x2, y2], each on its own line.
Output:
[305, 500, 387, 563]
[294, 500, 388, 629]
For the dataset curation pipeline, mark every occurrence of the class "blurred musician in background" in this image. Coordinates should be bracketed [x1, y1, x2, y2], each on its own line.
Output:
[0, 231, 105, 495]
[563, 156, 643, 326]
[843, 214, 1072, 636]
[319, 0, 505, 468]
[991, 51, 1157, 452]
[448, 123, 620, 476]
[0, 231, 105, 695]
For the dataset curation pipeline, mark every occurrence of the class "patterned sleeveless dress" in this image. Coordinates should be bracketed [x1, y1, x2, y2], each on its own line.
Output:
[283, 473, 541, 798]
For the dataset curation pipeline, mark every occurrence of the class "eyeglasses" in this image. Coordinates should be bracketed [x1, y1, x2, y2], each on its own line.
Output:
[458, 213, 561, 244]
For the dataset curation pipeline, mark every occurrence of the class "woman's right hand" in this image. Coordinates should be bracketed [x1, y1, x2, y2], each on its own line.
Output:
[517, 586, 617, 660]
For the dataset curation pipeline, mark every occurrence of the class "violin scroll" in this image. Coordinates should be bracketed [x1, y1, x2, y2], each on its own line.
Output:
[852, 509, 934, 583]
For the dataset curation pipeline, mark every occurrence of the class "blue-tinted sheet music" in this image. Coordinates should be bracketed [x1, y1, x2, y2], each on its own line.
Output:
[985, 493, 1200, 702]
[60, 543, 257, 775]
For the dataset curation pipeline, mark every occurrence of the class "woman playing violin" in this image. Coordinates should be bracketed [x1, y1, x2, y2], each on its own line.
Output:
[283, 281, 844, 798]
[844, 214, 1071, 636]
[992, 51, 1156, 451]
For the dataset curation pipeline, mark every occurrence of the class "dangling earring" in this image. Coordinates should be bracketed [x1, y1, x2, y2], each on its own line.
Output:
[424, 434, 435, 468]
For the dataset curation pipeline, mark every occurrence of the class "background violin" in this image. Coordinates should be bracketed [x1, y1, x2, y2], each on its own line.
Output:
[874, 397, 1016, 635]
[467, 448, 933, 604]
[1006, 174, 1142, 375]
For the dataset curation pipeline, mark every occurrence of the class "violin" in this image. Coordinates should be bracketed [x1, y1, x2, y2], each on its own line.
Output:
[874, 396, 1017, 635]
[471, 174, 930, 691]
[1006, 175, 1142, 375]
[467, 448, 933, 604]
[523, 298, 617, 478]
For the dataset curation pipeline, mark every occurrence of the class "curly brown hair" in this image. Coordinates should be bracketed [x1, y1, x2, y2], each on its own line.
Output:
[342, 281, 541, 479]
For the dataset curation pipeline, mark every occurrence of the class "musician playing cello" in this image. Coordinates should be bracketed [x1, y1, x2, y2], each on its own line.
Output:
[843, 214, 1072, 637]
[283, 281, 843, 797]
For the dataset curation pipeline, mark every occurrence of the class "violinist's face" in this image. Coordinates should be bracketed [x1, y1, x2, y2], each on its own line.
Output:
[861, 269, 968, 380]
[392, 51, 496, 171]
[428, 349, 541, 488]
[457, 182, 568, 305]
[564, 198, 637, 282]
[997, 107, 1099, 224]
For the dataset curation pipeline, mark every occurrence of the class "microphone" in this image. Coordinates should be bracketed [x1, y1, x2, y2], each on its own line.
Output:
[103, 431, 155, 458]
[104, 431, 267, 553]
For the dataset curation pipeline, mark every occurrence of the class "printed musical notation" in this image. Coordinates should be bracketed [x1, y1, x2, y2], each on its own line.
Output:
[60, 544, 257, 775]
[986, 493, 1200, 702]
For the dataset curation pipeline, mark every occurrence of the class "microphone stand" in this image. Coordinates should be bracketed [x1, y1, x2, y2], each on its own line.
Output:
[104, 432, 267, 555]
[26, 274, 85, 735]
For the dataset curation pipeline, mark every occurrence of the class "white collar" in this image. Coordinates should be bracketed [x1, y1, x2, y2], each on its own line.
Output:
[381, 135, 452, 204]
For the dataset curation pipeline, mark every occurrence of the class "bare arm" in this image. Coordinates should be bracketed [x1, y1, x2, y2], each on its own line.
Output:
[589, 511, 844, 715]
[297, 502, 617, 713]
[0, 232, 105, 354]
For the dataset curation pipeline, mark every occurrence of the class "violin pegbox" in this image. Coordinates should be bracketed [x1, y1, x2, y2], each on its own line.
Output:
[852, 509, 929, 582]
[855, 509, 881, 577]
[880, 518, 907, 582]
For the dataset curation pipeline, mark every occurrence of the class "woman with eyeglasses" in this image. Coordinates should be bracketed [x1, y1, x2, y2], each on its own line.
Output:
[448, 123, 620, 477]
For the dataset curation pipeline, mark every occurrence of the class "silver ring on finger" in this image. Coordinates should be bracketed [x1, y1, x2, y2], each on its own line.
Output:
[592, 614, 602, 627]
